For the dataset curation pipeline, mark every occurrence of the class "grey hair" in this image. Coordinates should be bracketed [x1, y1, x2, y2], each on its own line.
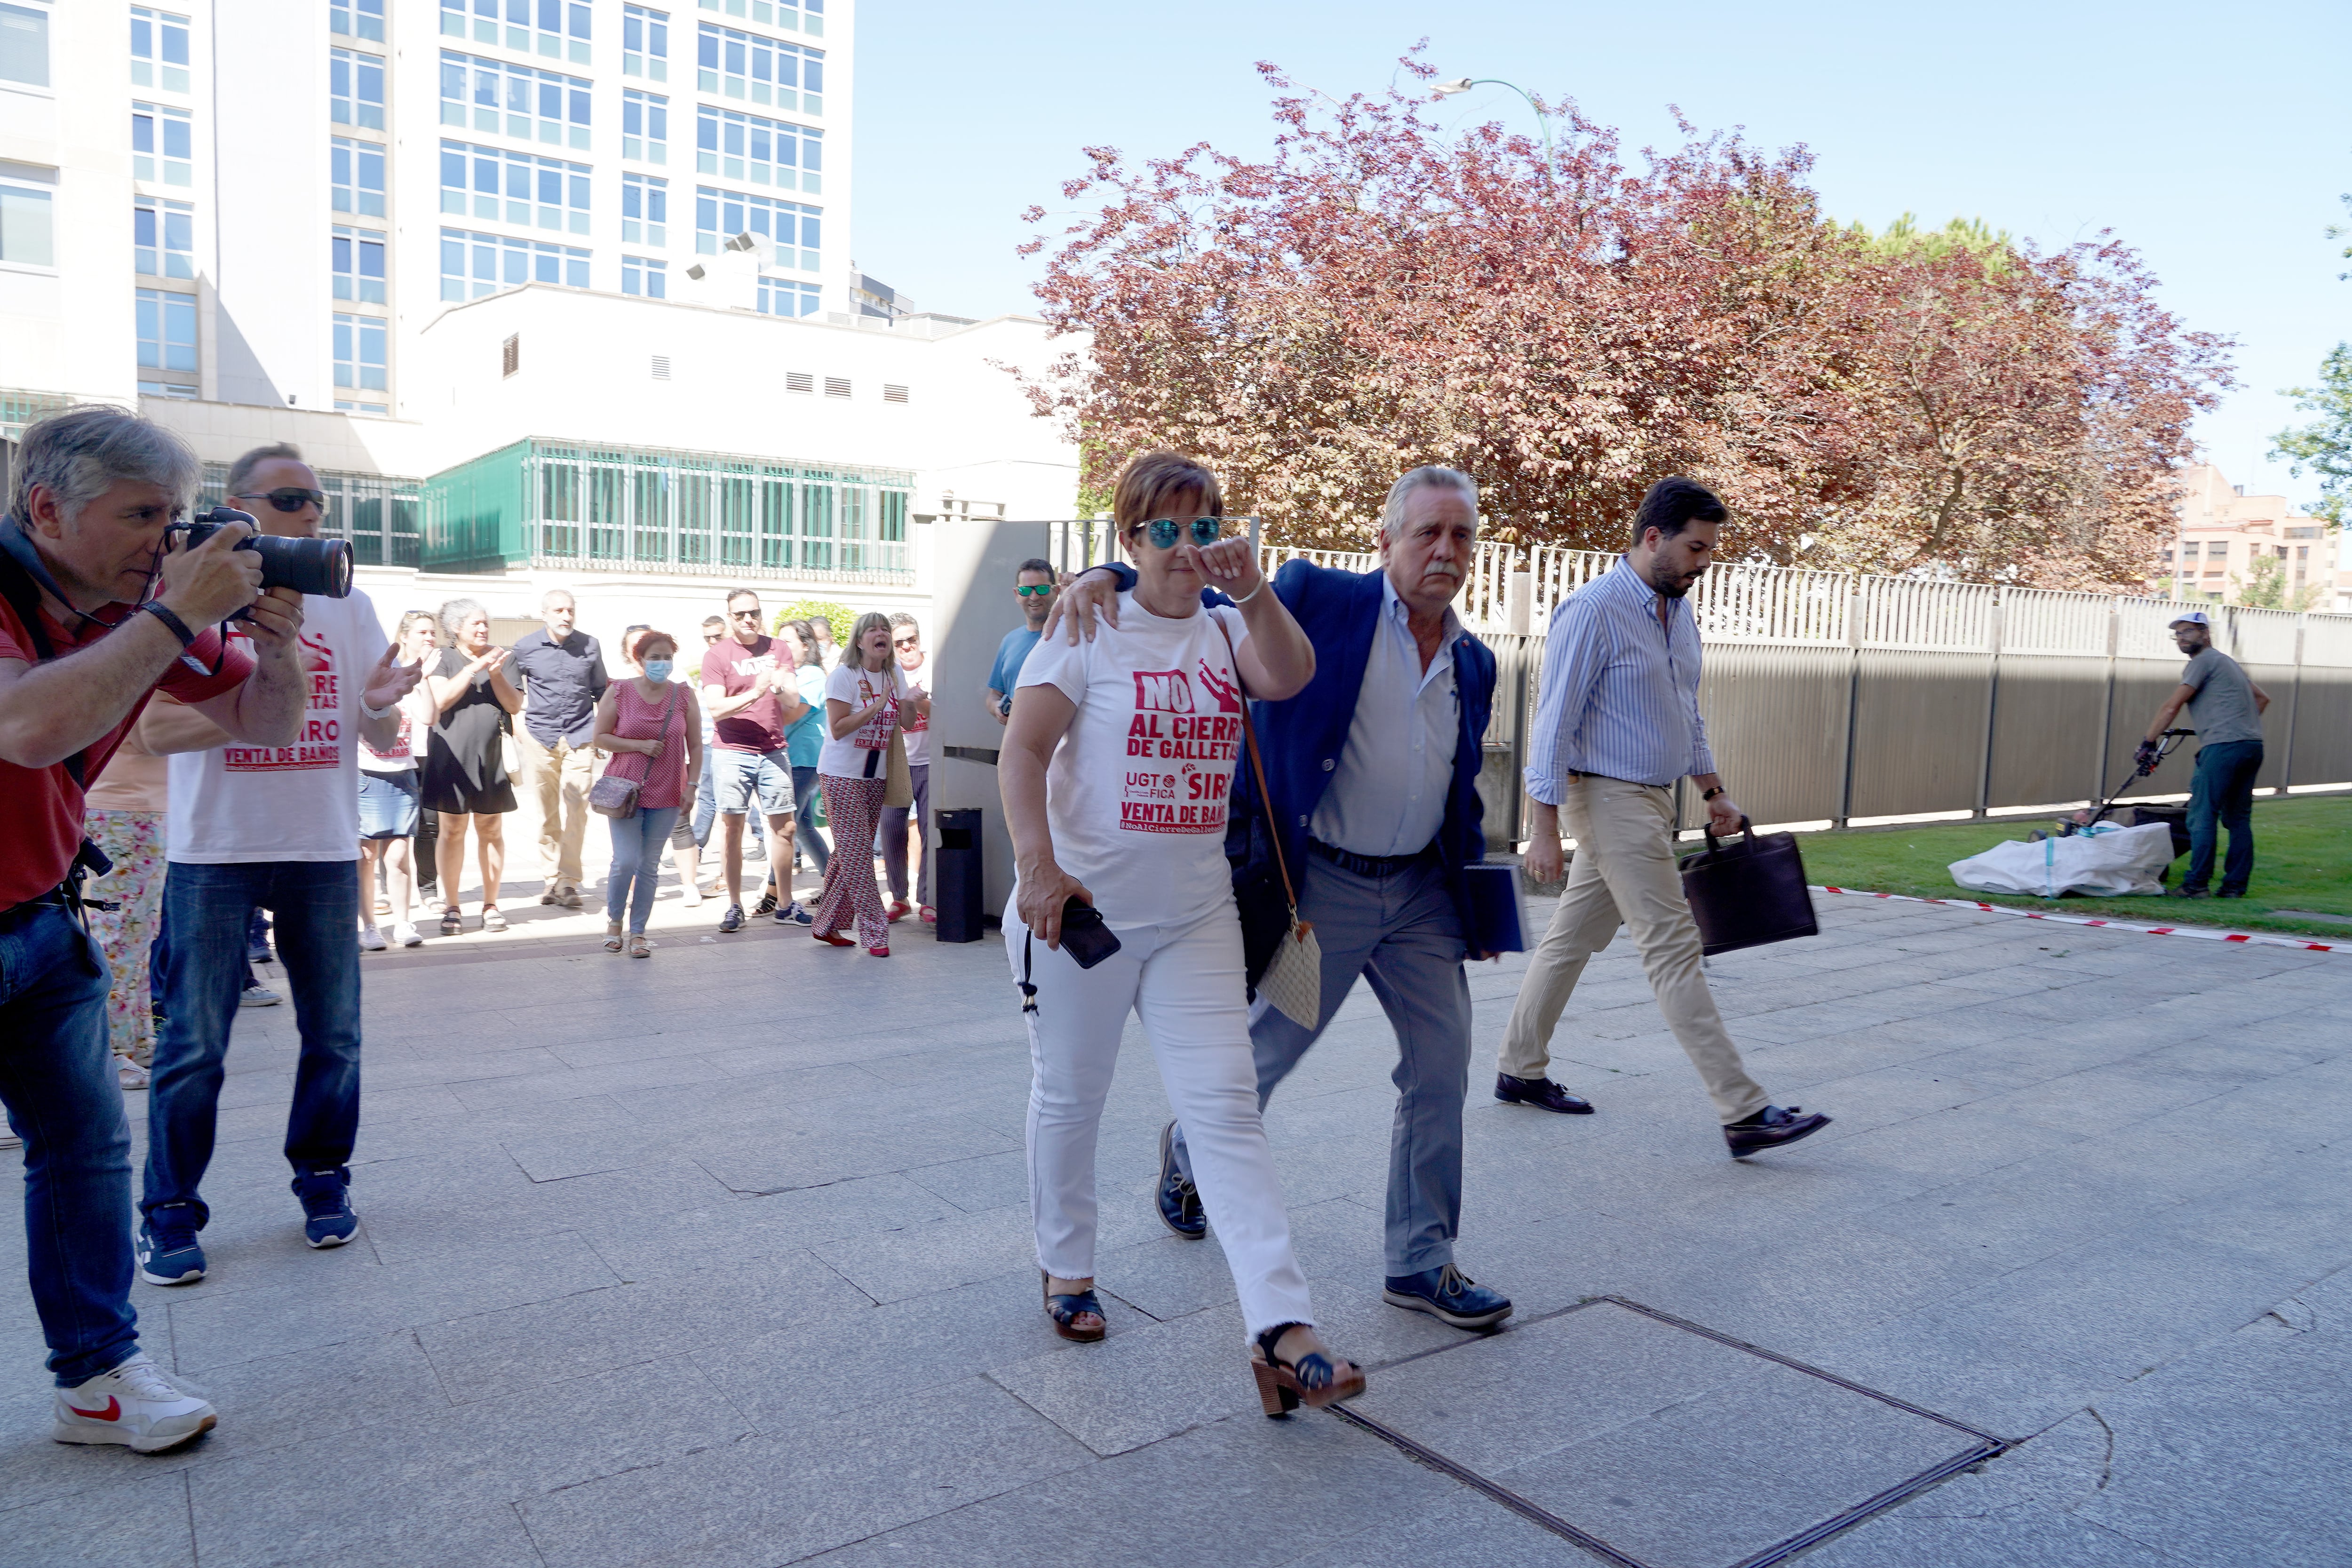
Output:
[8, 405, 199, 525]
[1380, 466, 1479, 541]
[540, 586, 575, 611]
[437, 597, 490, 641]
[223, 442, 306, 499]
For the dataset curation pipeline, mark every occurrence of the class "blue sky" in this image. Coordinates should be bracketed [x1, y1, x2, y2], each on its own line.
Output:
[853, 0, 2352, 506]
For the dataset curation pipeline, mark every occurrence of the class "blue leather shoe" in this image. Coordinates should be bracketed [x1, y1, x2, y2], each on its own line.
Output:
[1383, 1264, 1513, 1329]
[1155, 1120, 1206, 1239]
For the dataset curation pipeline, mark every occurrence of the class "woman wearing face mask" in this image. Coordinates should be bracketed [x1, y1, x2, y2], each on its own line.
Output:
[999, 450, 1363, 1414]
[421, 598, 523, 934]
[590, 628, 699, 958]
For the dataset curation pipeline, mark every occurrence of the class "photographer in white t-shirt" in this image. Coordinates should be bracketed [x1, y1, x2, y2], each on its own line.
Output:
[999, 449, 1365, 1412]
[135, 444, 417, 1290]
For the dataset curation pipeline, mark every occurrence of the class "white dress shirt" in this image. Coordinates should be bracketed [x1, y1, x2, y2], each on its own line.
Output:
[1310, 575, 1460, 858]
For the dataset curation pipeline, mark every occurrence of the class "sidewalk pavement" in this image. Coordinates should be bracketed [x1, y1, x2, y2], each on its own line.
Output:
[3, 866, 2345, 1568]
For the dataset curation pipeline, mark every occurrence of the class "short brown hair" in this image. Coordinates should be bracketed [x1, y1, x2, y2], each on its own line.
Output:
[1112, 450, 1222, 534]
[627, 627, 677, 663]
[225, 442, 306, 498]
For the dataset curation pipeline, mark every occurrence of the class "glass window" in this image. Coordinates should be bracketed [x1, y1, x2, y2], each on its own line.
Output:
[695, 106, 820, 193]
[333, 312, 389, 392]
[695, 184, 818, 271]
[329, 0, 385, 41]
[622, 88, 668, 164]
[130, 7, 191, 92]
[756, 276, 818, 318]
[132, 102, 195, 185]
[330, 48, 385, 129]
[440, 52, 590, 149]
[0, 0, 46, 88]
[135, 287, 198, 372]
[621, 255, 666, 298]
[621, 173, 666, 246]
[623, 4, 667, 79]
[438, 0, 589, 60]
[131, 196, 193, 277]
[695, 22, 821, 114]
[0, 181, 52, 266]
[439, 225, 588, 300]
[141, 381, 199, 399]
[332, 136, 387, 216]
[439, 139, 590, 233]
[695, 0, 821, 39]
[332, 225, 387, 302]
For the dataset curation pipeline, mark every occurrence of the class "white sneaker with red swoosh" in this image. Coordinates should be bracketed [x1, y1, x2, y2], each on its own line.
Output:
[52, 1353, 217, 1453]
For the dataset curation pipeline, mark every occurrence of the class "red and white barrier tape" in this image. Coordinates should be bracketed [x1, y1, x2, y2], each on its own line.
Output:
[1813, 886, 2345, 955]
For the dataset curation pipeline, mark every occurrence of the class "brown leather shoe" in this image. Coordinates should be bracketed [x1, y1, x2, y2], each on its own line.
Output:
[1724, 1105, 1830, 1159]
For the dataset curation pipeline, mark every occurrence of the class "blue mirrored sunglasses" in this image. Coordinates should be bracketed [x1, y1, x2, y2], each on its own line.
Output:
[1138, 516, 1224, 549]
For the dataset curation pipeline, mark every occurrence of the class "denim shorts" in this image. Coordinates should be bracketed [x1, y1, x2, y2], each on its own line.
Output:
[713, 747, 795, 816]
[358, 768, 422, 839]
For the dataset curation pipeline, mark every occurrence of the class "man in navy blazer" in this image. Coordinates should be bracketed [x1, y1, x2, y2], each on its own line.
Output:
[1054, 467, 1514, 1330]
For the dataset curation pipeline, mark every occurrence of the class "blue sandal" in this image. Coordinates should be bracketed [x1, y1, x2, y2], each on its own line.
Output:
[1250, 1321, 1365, 1416]
[1042, 1271, 1106, 1343]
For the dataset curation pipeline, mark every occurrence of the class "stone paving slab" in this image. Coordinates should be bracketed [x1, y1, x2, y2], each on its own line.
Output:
[2, 860, 2348, 1567]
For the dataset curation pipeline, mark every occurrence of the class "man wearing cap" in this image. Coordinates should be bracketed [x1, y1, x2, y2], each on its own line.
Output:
[2141, 610, 2270, 899]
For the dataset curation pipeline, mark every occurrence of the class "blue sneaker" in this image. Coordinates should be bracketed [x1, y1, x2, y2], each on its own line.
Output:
[1383, 1264, 1513, 1329]
[136, 1213, 207, 1286]
[292, 1167, 359, 1249]
[775, 900, 813, 926]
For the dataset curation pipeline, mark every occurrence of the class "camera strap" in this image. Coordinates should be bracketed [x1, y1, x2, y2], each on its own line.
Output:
[0, 518, 92, 789]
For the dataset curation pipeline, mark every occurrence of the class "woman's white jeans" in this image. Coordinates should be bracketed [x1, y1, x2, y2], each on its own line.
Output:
[1007, 895, 1314, 1340]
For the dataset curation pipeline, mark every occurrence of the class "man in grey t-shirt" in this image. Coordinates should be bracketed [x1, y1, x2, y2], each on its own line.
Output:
[2142, 611, 2270, 899]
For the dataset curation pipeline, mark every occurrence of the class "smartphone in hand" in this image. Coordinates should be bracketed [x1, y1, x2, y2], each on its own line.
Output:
[1059, 898, 1121, 969]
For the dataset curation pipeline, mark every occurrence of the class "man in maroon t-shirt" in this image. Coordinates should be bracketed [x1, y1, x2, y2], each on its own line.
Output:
[699, 588, 811, 931]
[0, 407, 308, 1454]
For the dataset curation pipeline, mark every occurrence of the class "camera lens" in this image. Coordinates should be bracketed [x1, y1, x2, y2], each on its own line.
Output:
[248, 534, 354, 598]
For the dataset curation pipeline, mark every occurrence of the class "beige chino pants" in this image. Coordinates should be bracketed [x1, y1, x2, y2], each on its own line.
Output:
[516, 728, 596, 892]
[1497, 774, 1769, 1124]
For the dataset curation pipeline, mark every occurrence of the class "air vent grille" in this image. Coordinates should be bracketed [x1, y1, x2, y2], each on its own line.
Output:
[501, 334, 519, 378]
[823, 376, 850, 398]
[786, 372, 813, 394]
[882, 383, 908, 404]
[652, 355, 671, 380]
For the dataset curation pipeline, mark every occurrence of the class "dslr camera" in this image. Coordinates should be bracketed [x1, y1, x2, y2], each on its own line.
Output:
[165, 506, 354, 607]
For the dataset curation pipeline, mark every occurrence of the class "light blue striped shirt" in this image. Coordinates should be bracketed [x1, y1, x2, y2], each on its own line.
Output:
[1524, 558, 1714, 801]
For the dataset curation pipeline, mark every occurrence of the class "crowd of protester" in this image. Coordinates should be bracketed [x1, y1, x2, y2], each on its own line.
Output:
[3, 407, 1878, 1456]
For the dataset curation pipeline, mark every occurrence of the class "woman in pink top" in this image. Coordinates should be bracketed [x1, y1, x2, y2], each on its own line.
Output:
[591, 628, 700, 957]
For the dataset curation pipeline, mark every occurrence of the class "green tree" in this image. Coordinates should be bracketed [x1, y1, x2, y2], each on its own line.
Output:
[771, 599, 854, 645]
[2272, 342, 2352, 525]
[2233, 551, 2325, 611]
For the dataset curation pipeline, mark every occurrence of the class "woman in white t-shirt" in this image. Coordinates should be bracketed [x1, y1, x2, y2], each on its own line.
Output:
[356, 610, 440, 950]
[1001, 450, 1361, 1415]
[808, 612, 924, 954]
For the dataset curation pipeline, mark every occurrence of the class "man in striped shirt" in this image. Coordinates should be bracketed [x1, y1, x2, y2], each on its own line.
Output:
[1498, 478, 1830, 1160]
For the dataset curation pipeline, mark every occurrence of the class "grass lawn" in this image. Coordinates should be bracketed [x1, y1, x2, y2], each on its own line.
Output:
[1790, 795, 2352, 941]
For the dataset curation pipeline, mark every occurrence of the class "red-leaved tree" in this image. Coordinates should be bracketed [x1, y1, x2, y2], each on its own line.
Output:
[1017, 56, 2233, 590]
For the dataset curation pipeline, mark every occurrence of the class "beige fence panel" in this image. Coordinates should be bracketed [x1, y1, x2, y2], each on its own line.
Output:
[1854, 577, 1997, 651]
[2001, 589, 2110, 658]
[1688, 563, 1852, 645]
[1987, 654, 2113, 807]
[1685, 645, 1854, 828]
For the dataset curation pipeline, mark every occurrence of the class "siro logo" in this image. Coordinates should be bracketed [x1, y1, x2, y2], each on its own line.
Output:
[1131, 669, 1194, 714]
[1195, 658, 1242, 715]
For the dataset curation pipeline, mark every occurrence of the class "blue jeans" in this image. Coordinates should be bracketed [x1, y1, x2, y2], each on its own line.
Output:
[144, 860, 363, 1228]
[0, 897, 142, 1386]
[1174, 854, 1472, 1275]
[2184, 740, 2263, 895]
[606, 807, 680, 932]
[793, 764, 829, 873]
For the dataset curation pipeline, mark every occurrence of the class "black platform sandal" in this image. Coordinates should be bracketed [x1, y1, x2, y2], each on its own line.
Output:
[1042, 1271, 1105, 1343]
[1249, 1321, 1366, 1416]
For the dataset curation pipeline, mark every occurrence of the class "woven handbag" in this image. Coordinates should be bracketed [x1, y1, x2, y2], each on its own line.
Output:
[589, 682, 678, 819]
[1215, 618, 1321, 1030]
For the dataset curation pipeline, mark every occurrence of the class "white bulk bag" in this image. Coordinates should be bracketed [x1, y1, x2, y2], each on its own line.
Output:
[1948, 820, 2178, 899]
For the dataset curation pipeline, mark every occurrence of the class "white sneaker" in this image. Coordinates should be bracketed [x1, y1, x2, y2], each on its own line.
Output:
[393, 922, 423, 948]
[52, 1353, 217, 1454]
[358, 926, 388, 952]
[115, 1054, 151, 1091]
[240, 984, 279, 1007]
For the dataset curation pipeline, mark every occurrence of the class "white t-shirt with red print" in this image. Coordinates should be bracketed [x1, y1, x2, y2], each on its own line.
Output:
[817, 660, 910, 779]
[1014, 593, 1251, 931]
[167, 589, 390, 863]
[898, 658, 930, 768]
[358, 665, 435, 775]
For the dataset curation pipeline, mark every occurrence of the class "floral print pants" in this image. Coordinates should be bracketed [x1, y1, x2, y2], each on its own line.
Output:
[83, 809, 166, 1066]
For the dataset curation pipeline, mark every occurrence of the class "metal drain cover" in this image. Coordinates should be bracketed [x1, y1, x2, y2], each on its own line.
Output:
[1335, 1298, 2001, 1568]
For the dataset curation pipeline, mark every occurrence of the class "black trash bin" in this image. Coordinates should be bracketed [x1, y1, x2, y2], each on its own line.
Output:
[935, 808, 985, 943]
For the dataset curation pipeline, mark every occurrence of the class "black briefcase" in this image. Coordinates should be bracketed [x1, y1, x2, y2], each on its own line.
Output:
[1677, 818, 1819, 956]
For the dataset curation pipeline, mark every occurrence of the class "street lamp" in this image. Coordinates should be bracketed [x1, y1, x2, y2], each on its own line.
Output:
[1430, 76, 1557, 176]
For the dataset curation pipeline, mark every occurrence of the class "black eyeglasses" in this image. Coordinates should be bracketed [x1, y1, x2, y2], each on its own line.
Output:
[728, 608, 761, 619]
[231, 487, 328, 515]
[1014, 583, 1055, 597]
[1136, 517, 1223, 550]
[893, 636, 919, 648]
